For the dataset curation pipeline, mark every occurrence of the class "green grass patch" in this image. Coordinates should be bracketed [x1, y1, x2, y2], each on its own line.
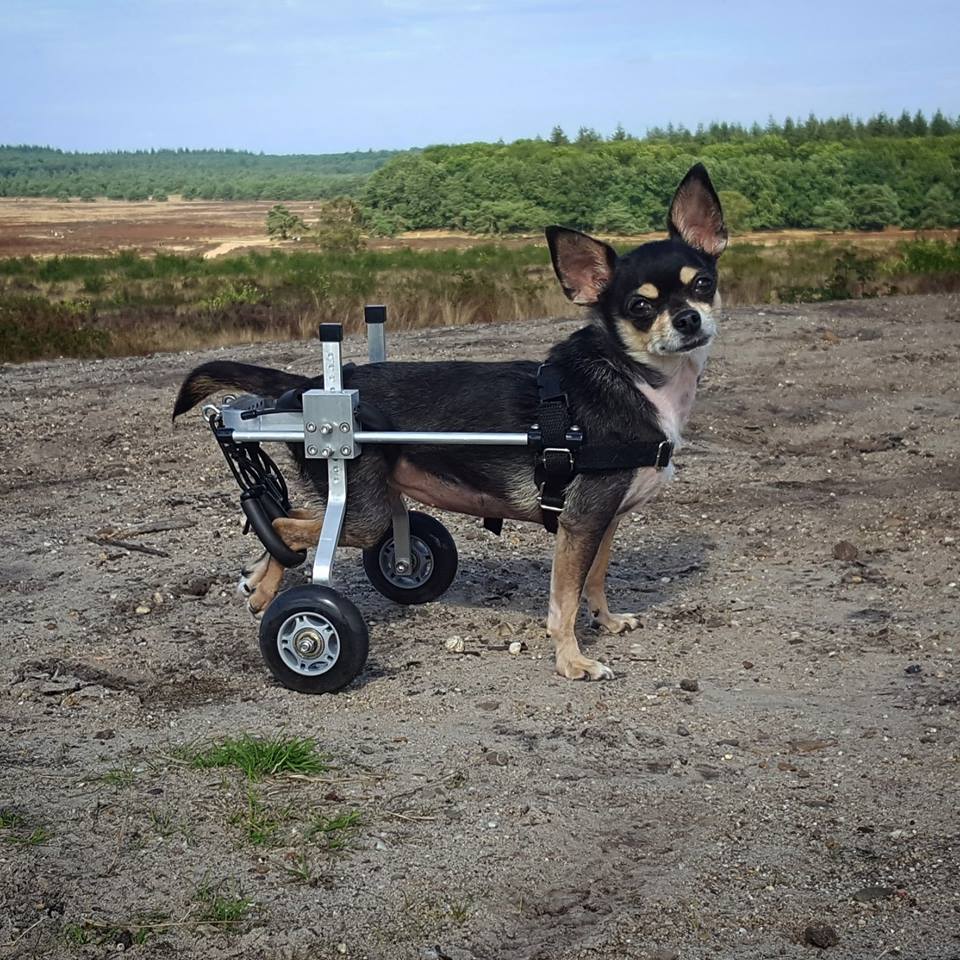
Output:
[0, 807, 52, 846]
[176, 734, 328, 780]
[307, 809, 362, 851]
[193, 879, 253, 926]
[228, 788, 287, 846]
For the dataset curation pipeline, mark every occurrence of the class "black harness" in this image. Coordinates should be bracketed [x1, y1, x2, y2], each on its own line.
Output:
[525, 363, 674, 533]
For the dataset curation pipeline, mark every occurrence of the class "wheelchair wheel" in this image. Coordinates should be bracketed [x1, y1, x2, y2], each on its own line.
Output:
[362, 511, 458, 605]
[258, 584, 368, 694]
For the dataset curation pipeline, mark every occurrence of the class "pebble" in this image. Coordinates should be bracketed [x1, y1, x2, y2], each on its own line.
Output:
[803, 924, 840, 948]
[852, 885, 896, 902]
[652, 948, 680, 960]
[676, 724, 690, 737]
[832, 540, 859, 562]
[508, 641, 524, 656]
[904, 663, 922, 675]
[135, 604, 151, 615]
[679, 678, 699, 692]
[444, 637, 465, 653]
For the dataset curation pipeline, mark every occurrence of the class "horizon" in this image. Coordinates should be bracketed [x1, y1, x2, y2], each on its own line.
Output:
[3, 106, 957, 158]
[2, 0, 958, 154]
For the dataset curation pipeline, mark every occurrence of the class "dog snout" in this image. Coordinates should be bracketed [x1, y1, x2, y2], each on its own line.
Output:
[672, 309, 701, 335]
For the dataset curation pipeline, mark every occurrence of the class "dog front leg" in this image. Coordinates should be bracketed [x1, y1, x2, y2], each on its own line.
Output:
[548, 523, 615, 680]
[582, 518, 639, 634]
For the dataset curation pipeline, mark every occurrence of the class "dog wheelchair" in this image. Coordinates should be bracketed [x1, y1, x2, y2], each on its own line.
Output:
[201, 306, 534, 694]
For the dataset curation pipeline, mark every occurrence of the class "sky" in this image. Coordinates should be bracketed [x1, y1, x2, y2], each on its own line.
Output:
[2, 0, 958, 154]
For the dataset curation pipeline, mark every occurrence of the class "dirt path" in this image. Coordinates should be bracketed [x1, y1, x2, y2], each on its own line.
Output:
[1, 295, 958, 959]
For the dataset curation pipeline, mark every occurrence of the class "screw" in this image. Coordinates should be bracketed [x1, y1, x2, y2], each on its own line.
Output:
[307, 445, 319, 456]
[339, 422, 351, 433]
[306, 422, 317, 432]
[319, 423, 333, 435]
[340, 445, 352, 456]
[320, 448, 332, 458]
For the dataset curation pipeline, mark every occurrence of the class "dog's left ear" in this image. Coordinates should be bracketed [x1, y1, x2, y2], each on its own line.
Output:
[545, 226, 618, 305]
[668, 163, 728, 257]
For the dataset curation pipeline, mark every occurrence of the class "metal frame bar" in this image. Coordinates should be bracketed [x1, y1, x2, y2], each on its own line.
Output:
[212, 309, 533, 588]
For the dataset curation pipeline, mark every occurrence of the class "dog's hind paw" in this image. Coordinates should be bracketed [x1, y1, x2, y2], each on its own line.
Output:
[556, 654, 615, 681]
[592, 611, 639, 634]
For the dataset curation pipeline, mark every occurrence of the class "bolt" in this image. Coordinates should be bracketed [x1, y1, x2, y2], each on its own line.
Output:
[395, 562, 409, 574]
[306, 422, 317, 432]
[307, 445, 319, 456]
[339, 422, 351, 433]
[320, 448, 332, 458]
[319, 423, 333, 435]
[340, 445, 352, 456]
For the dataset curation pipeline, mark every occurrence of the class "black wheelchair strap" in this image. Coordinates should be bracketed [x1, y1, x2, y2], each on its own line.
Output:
[529, 363, 674, 533]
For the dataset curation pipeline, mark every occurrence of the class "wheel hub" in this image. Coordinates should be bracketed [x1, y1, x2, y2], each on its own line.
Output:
[380, 536, 435, 589]
[277, 612, 341, 676]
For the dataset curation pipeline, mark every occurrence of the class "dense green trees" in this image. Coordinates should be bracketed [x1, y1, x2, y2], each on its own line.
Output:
[361, 122, 960, 233]
[2, 111, 959, 232]
[0, 146, 398, 202]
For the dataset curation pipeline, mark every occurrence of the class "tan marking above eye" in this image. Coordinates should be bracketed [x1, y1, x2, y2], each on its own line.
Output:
[680, 266, 698, 285]
[636, 282, 659, 298]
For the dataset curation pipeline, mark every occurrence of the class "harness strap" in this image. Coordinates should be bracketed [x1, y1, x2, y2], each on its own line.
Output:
[529, 363, 675, 533]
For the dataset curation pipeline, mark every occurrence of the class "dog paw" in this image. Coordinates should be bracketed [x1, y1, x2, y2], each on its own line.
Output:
[556, 654, 615, 681]
[593, 611, 639, 635]
[238, 553, 269, 596]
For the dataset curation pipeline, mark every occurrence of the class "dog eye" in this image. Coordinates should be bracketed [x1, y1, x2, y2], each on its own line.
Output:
[693, 275, 715, 297]
[625, 295, 655, 319]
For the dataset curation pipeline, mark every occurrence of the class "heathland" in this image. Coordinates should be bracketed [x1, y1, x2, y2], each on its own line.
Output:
[3, 109, 960, 362]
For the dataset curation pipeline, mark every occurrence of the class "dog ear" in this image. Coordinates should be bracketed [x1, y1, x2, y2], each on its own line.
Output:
[667, 164, 728, 257]
[545, 227, 618, 305]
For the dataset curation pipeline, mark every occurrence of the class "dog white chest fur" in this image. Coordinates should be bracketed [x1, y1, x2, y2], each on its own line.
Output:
[617, 344, 709, 515]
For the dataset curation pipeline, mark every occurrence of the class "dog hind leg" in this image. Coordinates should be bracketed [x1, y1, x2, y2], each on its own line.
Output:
[582, 518, 639, 634]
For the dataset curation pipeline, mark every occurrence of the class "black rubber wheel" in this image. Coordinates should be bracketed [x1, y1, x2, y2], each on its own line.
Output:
[258, 584, 368, 694]
[362, 511, 458, 605]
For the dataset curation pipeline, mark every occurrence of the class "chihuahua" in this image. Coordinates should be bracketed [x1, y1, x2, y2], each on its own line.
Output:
[175, 163, 727, 681]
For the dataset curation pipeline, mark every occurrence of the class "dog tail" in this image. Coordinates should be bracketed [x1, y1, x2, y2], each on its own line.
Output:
[172, 361, 311, 420]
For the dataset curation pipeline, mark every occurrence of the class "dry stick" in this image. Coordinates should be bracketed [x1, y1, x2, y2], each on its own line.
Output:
[382, 810, 437, 823]
[85, 536, 169, 557]
[1, 916, 43, 950]
[79, 912, 242, 932]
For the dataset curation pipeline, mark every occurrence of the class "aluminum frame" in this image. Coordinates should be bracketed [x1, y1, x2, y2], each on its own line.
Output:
[212, 308, 530, 588]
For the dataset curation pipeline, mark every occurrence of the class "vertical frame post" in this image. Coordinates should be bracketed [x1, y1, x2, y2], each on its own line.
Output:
[364, 304, 387, 363]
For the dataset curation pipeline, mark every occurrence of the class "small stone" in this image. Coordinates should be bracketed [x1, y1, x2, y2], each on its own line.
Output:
[803, 924, 840, 948]
[336, 943, 347, 955]
[679, 678, 699, 692]
[444, 637, 465, 653]
[904, 663, 922, 675]
[676, 724, 690, 737]
[742, 660, 754, 669]
[508, 641, 524, 656]
[135, 604, 151, 615]
[93, 728, 115, 740]
[832, 540, 859, 562]
[652, 948, 680, 960]
[852, 886, 896, 903]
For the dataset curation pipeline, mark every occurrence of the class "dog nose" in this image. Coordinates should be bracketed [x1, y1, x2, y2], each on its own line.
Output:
[672, 309, 701, 334]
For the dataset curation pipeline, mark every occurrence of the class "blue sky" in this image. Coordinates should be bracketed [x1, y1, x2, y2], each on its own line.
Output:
[2, 0, 957, 153]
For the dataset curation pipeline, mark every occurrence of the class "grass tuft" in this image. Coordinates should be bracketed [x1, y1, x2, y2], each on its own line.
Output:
[193, 879, 253, 925]
[0, 807, 52, 846]
[307, 809, 362, 851]
[176, 734, 328, 780]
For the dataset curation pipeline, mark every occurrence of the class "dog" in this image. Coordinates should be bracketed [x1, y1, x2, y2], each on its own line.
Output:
[174, 163, 727, 681]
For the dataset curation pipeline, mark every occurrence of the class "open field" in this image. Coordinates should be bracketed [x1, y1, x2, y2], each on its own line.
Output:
[3, 197, 958, 259]
[1, 294, 959, 959]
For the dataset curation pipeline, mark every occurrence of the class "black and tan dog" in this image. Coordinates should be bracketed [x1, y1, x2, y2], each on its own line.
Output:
[174, 164, 727, 681]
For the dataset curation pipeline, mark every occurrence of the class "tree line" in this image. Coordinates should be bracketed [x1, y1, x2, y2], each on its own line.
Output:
[0, 146, 398, 202]
[1, 110, 958, 232]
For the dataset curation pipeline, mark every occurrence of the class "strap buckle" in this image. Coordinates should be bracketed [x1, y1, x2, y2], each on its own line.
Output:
[654, 439, 672, 471]
[539, 447, 574, 472]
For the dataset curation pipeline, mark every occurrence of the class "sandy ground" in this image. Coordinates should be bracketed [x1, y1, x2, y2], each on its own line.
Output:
[2, 197, 956, 258]
[1, 294, 959, 960]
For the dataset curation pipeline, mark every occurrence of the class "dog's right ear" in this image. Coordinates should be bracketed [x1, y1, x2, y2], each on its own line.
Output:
[545, 226, 618, 305]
